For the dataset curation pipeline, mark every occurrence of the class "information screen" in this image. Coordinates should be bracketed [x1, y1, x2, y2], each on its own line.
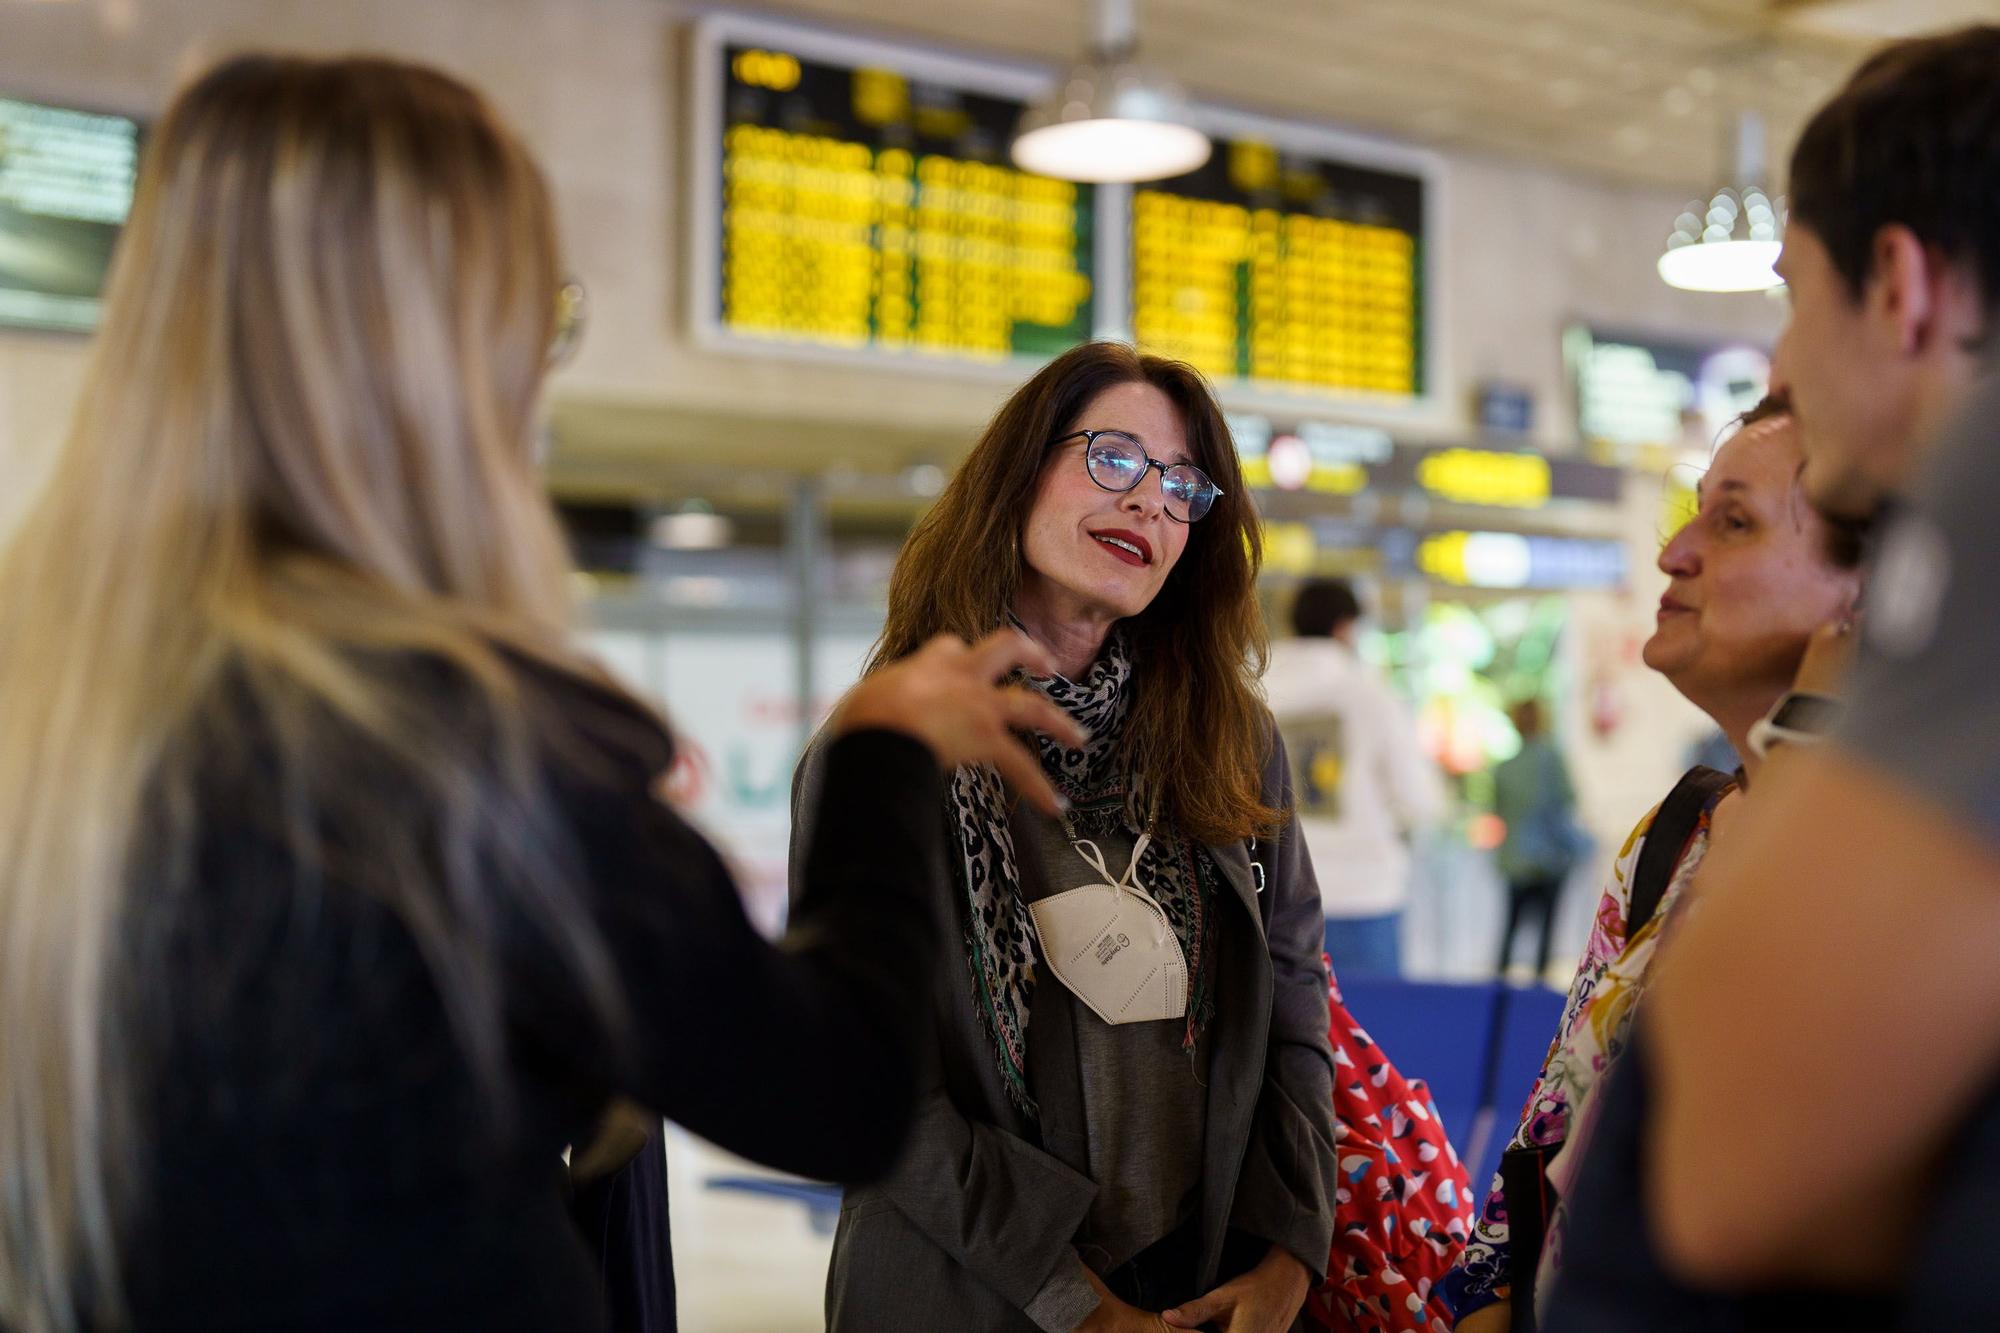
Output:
[1564, 325, 1769, 463]
[711, 39, 1094, 362]
[0, 95, 141, 333]
[1131, 136, 1425, 398]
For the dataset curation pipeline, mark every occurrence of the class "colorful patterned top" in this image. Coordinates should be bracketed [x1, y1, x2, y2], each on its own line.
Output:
[1306, 973, 1475, 1332]
[1438, 784, 1731, 1321]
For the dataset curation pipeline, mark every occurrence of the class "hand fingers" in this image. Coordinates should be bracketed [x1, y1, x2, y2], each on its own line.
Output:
[988, 737, 1068, 817]
[1002, 686, 1088, 748]
[965, 627, 1058, 682]
[912, 632, 968, 665]
[1161, 1289, 1231, 1327]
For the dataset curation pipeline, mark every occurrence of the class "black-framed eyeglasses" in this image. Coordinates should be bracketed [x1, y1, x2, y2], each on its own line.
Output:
[547, 276, 587, 369]
[1050, 429, 1223, 524]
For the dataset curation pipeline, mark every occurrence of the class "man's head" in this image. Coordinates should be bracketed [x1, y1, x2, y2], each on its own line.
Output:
[1290, 578, 1362, 643]
[1776, 25, 2000, 520]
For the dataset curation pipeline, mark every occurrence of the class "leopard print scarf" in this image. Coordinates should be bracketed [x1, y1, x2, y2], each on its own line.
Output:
[947, 630, 1219, 1117]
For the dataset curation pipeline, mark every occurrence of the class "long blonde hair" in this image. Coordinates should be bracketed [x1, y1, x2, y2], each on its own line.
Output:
[0, 54, 616, 1329]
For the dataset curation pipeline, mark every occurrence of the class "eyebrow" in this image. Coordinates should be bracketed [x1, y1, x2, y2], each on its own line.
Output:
[1097, 427, 1193, 468]
[1695, 477, 1749, 502]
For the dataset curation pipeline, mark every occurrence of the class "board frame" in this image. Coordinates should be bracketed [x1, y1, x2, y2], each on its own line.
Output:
[1130, 98, 1449, 422]
[686, 10, 1449, 422]
[686, 9, 1110, 381]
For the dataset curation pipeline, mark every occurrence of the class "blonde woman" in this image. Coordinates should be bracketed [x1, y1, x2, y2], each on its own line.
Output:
[0, 54, 1079, 1333]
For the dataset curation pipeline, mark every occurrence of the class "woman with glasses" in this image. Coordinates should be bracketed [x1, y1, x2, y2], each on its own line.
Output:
[0, 54, 1082, 1333]
[792, 341, 1338, 1333]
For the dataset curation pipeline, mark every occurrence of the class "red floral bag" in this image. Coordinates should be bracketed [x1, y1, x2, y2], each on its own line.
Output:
[1304, 971, 1473, 1332]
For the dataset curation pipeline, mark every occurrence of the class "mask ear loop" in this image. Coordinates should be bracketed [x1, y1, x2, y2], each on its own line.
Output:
[1063, 813, 1172, 946]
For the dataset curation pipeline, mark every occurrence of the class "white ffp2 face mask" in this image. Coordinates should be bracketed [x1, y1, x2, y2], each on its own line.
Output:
[1027, 832, 1187, 1026]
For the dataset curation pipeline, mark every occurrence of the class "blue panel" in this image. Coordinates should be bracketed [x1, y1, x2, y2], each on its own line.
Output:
[1334, 978, 1500, 1152]
[704, 1175, 844, 1236]
[1467, 983, 1570, 1201]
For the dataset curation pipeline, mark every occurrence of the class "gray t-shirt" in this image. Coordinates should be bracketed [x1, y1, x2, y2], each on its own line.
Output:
[1025, 815, 1210, 1274]
[1838, 374, 2000, 843]
[1827, 372, 2000, 1329]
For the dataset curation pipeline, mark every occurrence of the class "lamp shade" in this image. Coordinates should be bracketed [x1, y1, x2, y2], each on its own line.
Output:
[1012, 57, 1212, 183]
[1658, 185, 1784, 292]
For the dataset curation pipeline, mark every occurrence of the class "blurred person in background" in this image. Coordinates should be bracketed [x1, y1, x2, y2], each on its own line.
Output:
[1448, 394, 1864, 1332]
[793, 341, 1337, 1333]
[1263, 584, 1468, 1333]
[1489, 700, 1586, 981]
[1546, 24, 2000, 1330]
[0, 53, 1085, 1333]
[1263, 577, 1443, 980]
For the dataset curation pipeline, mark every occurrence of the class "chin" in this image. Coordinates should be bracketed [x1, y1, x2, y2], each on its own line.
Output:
[1100, 590, 1156, 620]
[1080, 573, 1159, 619]
[1801, 452, 1887, 524]
[1641, 635, 1685, 678]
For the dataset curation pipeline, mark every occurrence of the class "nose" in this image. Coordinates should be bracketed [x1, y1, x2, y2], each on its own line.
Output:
[1658, 520, 1702, 578]
[1120, 465, 1166, 521]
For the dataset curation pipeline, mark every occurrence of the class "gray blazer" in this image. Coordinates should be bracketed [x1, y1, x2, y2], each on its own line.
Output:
[790, 723, 1337, 1333]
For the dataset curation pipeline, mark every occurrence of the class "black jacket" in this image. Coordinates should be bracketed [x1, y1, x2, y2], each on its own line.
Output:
[118, 658, 945, 1330]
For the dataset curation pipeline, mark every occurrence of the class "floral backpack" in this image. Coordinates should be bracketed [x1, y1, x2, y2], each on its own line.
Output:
[1305, 972, 1475, 1332]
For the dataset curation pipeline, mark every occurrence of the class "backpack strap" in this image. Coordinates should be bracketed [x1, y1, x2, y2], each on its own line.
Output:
[1486, 765, 1734, 1330]
[1627, 765, 1736, 938]
[1499, 1139, 1561, 1331]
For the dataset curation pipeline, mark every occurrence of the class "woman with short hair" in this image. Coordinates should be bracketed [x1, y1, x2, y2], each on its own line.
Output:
[1445, 392, 1867, 1332]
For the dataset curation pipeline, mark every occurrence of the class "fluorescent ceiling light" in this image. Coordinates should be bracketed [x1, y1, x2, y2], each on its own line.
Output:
[1657, 238, 1783, 292]
[649, 509, 734, 550]
[1013, 109, 1211, 183]
[1659, 112, 1785, 294]
[1011, 0, 1210, 184]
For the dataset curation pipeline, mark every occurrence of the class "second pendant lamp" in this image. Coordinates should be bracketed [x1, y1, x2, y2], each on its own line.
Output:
[1658, 109, 1786, 293]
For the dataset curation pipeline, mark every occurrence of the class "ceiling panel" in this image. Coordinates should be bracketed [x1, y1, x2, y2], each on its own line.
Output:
[749, 0, 1905, 191]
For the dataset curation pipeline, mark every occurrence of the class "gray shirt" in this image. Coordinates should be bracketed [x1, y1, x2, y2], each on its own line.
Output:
[1838, 373, 2000, 841]
[1025, 815, 1211, 1272]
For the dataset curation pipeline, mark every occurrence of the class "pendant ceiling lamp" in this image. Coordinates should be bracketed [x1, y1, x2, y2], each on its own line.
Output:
[1011, 0, 1211, 184]
[1658, 110, 1785, 293]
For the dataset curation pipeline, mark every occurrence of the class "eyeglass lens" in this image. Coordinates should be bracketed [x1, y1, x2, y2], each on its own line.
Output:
[1082, 431, 1218, 523]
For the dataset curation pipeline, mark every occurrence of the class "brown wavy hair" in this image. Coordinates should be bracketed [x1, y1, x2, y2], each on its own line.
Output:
[868, 341, 1281, 844]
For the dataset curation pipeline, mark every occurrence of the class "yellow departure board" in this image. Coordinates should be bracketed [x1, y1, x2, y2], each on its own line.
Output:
[707, 38, 1095, 362]
[1132, 136, 1426, 398]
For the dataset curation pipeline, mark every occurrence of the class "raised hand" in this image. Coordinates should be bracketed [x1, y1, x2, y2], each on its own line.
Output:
[834, 629, 1087, 816]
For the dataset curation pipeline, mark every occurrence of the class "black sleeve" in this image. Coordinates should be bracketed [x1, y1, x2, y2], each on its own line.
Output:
[514, 673, 946, 1184]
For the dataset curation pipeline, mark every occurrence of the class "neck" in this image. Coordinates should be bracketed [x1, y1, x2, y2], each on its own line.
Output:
[1691, 689, 1775, 786]
[1012, 581, 1118, 681]
[1906, 350, 1986, 479]
[1729, 725, 1764, 786]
